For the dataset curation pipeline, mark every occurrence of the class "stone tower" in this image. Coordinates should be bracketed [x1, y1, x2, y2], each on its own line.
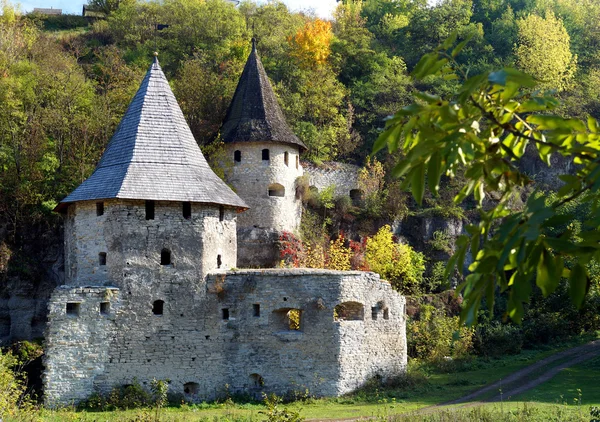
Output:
[44, 56, 248, 404]
[55, 54, 247, 287]
[220, 40, 306, 266]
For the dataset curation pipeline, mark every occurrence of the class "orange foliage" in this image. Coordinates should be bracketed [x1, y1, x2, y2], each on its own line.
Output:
[288, 19, 333, 67]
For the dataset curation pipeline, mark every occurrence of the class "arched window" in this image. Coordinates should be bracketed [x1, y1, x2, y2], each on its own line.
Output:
[284, 151, 289, 166]
[152, 300, 164, 315]
[262, 149, 270, 161]
[184, 382, 199, 395]
[350, 189, 363, 205]
[268, 183, 285, 197]
[234, 150, 241, 162]
[161, 249, 171, 265]
[249, 373, 264, 387]
[334, 302, 365, 321]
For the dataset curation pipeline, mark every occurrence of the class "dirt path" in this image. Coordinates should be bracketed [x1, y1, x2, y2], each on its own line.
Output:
[444, 339, 600, 404]
[306, 339, 600, 421]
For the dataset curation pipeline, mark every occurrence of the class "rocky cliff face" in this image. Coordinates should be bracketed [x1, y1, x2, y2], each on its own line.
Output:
[0, 219, 64, 343]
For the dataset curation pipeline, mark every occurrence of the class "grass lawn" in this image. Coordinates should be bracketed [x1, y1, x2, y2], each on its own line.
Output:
[512, 355, 600, 406]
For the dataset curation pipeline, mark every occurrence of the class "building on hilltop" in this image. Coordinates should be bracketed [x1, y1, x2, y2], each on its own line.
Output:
[32, 7, 62, 15]
[43, 48, 406, 406]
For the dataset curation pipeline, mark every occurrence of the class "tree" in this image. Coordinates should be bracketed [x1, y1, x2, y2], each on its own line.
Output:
[374, 34, 600, 324]
[514, 11, 576, 92]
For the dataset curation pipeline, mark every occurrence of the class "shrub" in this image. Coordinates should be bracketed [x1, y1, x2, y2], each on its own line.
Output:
[326, 235, 351, 271]
[365, 225, 425, 295]
[473, 321, 524, 357]
[407, 305, 473, 363]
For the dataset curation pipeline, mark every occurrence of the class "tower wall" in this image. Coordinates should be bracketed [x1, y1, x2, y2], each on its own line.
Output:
[224, 142, 303, 233]
[63, 199, 237, 287]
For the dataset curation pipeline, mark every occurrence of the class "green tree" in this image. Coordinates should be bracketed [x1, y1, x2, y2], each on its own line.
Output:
[375, 34, 600, 323]
[514, 11, 576, 91]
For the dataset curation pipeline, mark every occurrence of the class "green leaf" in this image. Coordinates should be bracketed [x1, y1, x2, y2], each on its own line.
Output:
[451, 34, 473, 58]
[427, 152, 442, 195]
[568, 264, 589, 308]
[373, 123, 403, 154]
[411, 164, 426, 205]
[588, 116, 598, 133]
[441, 31, 458, 50]
[536, 248, 560, 297]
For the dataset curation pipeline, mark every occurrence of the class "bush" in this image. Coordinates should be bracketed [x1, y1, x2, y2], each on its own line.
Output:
[82, 380, 153, 410]
[407, 305, 473, 363]
[473, 321, 524, 357]
[365, 225, 425, 295]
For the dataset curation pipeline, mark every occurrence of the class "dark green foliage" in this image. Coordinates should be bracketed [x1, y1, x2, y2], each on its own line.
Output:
[473, 321, 524, 357]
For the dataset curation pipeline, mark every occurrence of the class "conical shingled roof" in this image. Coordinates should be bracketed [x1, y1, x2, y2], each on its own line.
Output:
[56, 56, 248, 213]
[219, 40, 306, 150]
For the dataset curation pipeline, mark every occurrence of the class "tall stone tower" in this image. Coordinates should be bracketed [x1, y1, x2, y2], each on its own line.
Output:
[220, 40, 306, 266]
[44, 55, 247, 404]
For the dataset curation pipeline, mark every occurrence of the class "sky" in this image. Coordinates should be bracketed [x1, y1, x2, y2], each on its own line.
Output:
[16, 0, 339, 18]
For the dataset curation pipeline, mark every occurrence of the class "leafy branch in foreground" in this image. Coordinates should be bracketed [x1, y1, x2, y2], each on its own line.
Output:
[374, 33, 600, 325]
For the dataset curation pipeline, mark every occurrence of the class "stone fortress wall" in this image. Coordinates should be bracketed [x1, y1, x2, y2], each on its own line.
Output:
[44, 269, 406, 404]
[303, 162, 361, 199]
[224, 142, 303, 233]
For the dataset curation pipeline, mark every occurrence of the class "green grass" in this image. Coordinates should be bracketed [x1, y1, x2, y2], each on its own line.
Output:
[512, 355, 600, 406]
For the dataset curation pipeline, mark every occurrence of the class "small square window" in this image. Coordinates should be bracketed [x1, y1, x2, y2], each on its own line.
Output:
[66, 302, 80, 317]
[253, 304, 260, 317]
[96, 202, 104, 216]
[222, 308, 229, 320]
[100, 302, 110, 315]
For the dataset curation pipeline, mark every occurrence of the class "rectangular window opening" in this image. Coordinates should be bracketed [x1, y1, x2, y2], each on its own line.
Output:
[296, 155, 299, 170]
[217, 254, 222, 269]
[100, 302, 110, 315]
[222, 308, 229, 320]
[96, 202, 104, 216]
[371, 307, 378, 320]
[219, 206, 224, 222]
[262, 149, 270, 161]
[383, 309, 390, 320]
[99, 252, 107, 266]
[145, 200, 155, 220]
[182, 202, 191, 219]
[66, 302, 80, 317]
[253, 304, 260, 317]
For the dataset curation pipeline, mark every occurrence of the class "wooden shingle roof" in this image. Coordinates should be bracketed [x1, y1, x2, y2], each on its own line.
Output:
[56, 56, 248, 213]
[219, 40, 306, 150]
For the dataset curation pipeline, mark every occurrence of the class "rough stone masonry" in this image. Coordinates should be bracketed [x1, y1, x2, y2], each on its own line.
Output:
[43, 47, 407, 405]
